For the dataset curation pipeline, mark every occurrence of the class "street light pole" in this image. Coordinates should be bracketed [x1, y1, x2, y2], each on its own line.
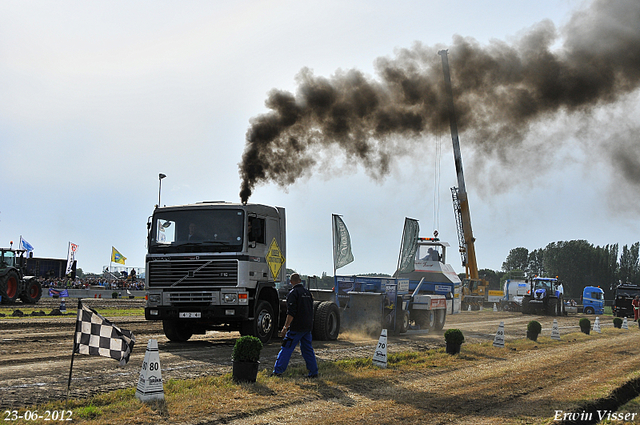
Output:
[158, 173, 166, 207]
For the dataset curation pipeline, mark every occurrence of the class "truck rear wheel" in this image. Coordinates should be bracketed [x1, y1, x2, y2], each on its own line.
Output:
[242, 300, 275, 344]
[414, 310, 435, 330]
[433, 309, 447, 331]
[0, 270, 20, 303]
[20, 280, 42, 304]
[163, 320, 193, 342]
[313, 301, 340, 341]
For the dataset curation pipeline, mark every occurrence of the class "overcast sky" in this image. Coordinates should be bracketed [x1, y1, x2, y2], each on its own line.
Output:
[2, 0, 639, 277]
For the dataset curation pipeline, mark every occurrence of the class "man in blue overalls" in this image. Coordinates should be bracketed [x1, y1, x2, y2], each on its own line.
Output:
[272, 273, 318, 378]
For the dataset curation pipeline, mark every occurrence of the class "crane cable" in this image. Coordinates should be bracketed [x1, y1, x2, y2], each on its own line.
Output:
[433, 131, 442, 235]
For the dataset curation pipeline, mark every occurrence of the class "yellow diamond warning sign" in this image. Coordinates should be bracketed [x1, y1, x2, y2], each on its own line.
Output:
[266, 238, 285, 280]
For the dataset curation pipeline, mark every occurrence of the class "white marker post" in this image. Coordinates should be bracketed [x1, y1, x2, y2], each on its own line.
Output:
[551, 319, 561, 341]
[593, 317, 601, 333]
[493, 303, 497, 312]
[372, 329, 388, 368]
[622, 317, 629, 330]
[135, 339, 164, 402]
[493, 321, 505, 348]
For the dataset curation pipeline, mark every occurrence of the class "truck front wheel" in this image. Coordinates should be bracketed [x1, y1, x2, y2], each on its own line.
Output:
[396, 310, 410, 334]
[241, 300, 275, 344]
[163, 320, 193, 342]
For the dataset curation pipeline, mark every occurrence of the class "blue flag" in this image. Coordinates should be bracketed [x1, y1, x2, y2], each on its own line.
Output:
[20, 236, 34, 253]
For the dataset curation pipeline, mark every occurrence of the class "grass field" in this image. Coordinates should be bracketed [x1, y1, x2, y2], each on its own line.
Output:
[4, 327, 640, 425]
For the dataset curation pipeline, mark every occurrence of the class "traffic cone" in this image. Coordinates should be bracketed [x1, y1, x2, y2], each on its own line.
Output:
[136, 339, 164, 402]
[372, 329, 388, 368]
[493, 303, 498, 312]
[551, 319, 561, 340]
[622, 317, 629, 330]
[593, 317, 601, 333]
[493, 321, 505, 348]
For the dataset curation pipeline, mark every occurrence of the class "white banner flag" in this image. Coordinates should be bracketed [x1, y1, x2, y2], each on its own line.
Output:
[66, 242, 79, 275]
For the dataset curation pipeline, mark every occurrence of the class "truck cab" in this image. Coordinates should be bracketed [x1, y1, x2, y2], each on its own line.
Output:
[581, 286, 604, 315]
[145, 202, 285, 343]
[612, 283, 640, 318]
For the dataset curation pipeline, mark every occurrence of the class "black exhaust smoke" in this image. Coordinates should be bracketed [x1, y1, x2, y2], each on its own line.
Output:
[239, 0, 640, 204]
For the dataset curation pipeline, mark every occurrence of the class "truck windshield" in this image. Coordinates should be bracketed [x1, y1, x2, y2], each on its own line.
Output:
[616, 287, 640, 298]
[149, 209, 244, 253]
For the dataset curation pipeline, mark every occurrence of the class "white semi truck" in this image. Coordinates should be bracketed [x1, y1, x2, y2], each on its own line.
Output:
[144, 202, 456, 342]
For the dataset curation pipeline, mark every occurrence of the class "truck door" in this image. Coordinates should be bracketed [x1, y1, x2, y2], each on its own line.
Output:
[265, 217, 285, 284]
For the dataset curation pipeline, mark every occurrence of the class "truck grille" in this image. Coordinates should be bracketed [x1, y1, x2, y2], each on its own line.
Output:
[148, 259, 238, 287]
[168, 292, 216, 303]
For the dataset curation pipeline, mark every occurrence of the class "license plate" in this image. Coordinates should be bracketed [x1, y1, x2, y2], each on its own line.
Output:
[179, 312, 201, 318]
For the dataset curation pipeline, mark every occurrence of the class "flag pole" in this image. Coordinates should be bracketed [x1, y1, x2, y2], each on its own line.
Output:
[67, 299, 82, 397]
[331, 214, 338, 305]
[331, 215, 336, 279]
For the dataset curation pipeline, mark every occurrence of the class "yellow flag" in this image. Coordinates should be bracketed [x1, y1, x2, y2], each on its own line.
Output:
[111, 247, 126, 264]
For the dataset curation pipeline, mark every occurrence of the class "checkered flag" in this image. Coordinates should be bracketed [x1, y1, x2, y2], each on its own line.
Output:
[74, 302, 136, 366]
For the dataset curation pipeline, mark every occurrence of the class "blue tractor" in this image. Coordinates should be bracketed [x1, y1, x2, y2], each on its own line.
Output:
[521, 277, 565, 316]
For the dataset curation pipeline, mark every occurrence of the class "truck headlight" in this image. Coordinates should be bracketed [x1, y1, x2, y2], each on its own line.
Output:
[148, 294, 161, 303]
[223, 293, 237, 303]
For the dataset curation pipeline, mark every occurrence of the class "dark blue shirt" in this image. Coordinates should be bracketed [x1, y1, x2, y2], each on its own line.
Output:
[286, 283, 314, 332]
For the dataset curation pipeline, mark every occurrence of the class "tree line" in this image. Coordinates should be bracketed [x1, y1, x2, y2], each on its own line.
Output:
[497, 240, 639, 300]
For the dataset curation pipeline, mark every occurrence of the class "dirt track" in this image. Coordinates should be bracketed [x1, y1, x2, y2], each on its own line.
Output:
[1, 299, 638, 423]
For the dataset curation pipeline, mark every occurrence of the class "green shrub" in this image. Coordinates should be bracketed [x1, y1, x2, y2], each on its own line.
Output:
[579, 318, 591, 333]
[232, 336, 263, 362]
[613, 317, 623, 328]
[527, 320, 542, 335]
[444, 328, 464, 345]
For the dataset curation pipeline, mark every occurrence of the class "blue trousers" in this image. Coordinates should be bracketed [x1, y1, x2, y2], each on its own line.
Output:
[273, 330, 318, 376]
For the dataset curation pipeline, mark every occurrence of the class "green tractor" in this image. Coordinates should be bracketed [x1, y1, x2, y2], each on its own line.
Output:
[0, 248, 42, 304]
